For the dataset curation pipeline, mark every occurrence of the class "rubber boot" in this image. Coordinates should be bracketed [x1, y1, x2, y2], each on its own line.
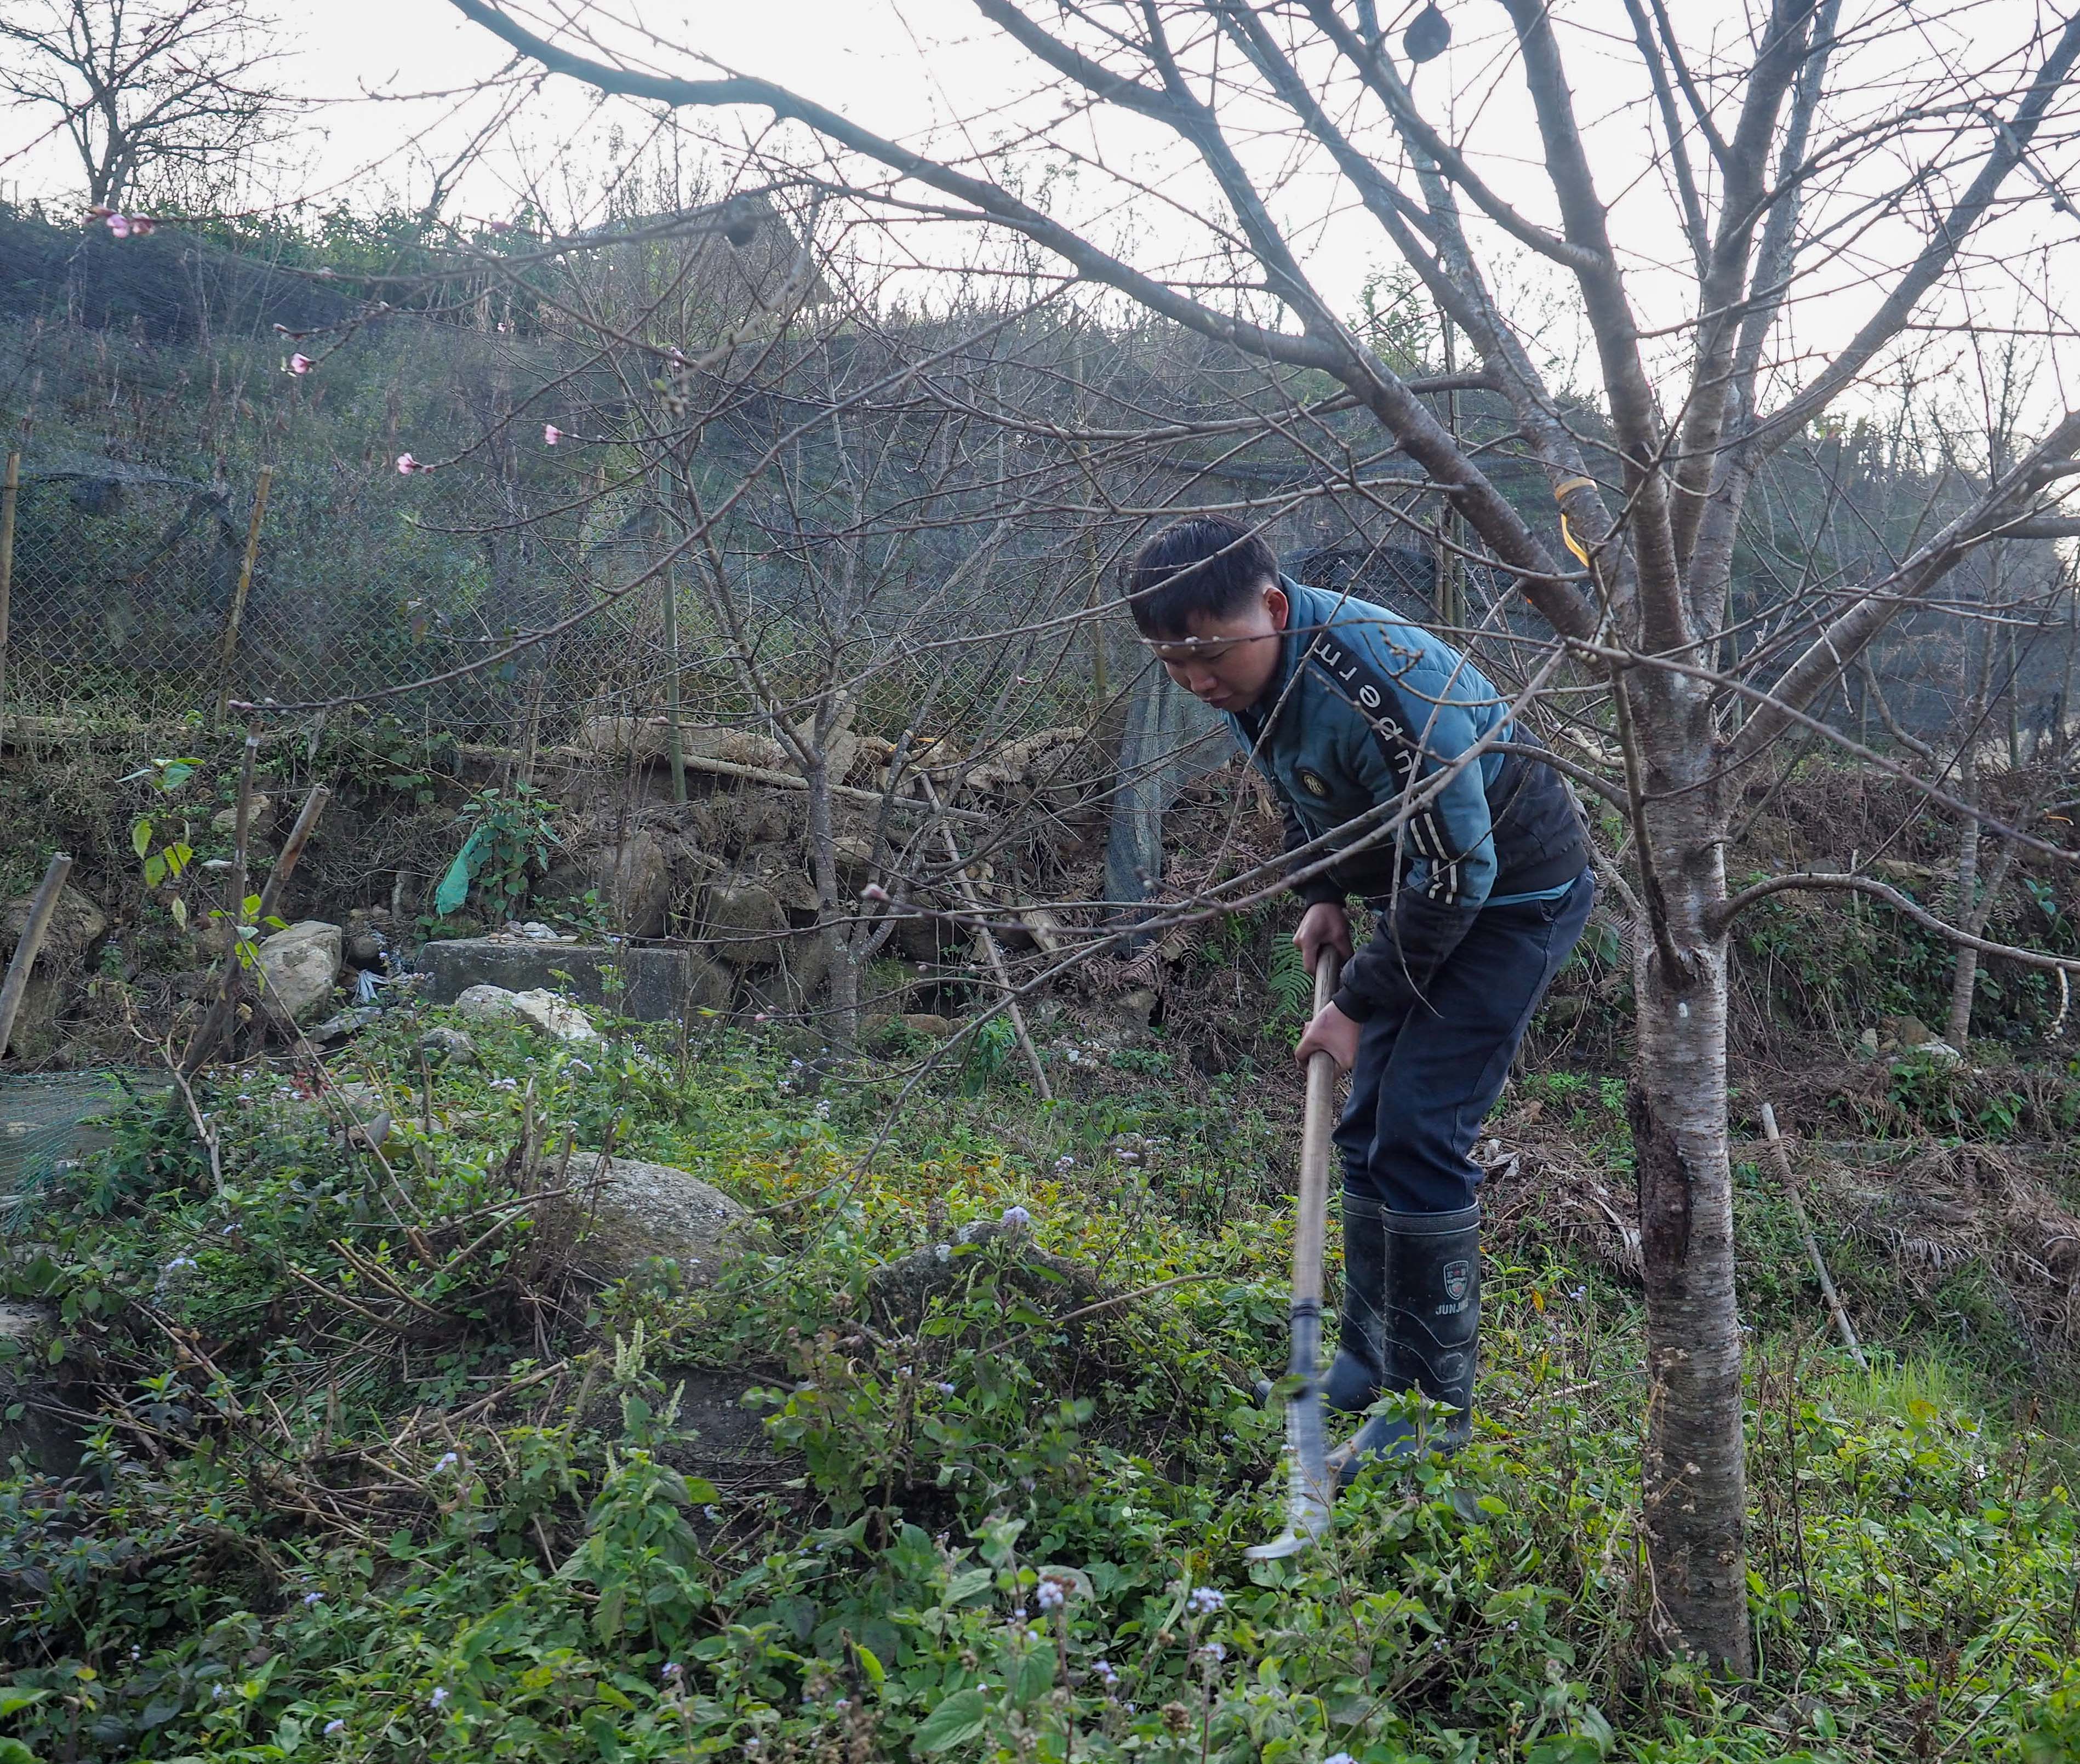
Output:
[1334, 1204, 1480, 1485]
[1322, 1189, 1387, 1418]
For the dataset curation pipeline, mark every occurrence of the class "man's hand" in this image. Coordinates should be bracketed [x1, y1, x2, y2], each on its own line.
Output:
[1295, 1000, 1361, 1073]
[1294, 901, 1352, 975]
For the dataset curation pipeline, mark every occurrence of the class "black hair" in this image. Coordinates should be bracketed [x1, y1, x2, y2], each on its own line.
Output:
[1127, 517, 1280, 638]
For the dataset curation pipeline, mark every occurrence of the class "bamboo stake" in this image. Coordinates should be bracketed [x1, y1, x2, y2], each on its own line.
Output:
[585, 743, 988, 822]
[661, 566, 688, 804]
[1758, 1103, 1869, 1370]
[0, 450, 18, 735]
[179, 781, 331, 1076]
[212, 465, 274, 729]
[918, 774, 1052, 1101]
[0, 853, 73, 1059]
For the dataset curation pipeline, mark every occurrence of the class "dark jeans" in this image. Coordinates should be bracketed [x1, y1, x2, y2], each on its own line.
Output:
[1334, 871, 1595, 1215]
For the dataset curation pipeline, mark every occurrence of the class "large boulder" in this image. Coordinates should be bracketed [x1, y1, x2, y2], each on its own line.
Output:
[3, 884, 107, 959]
[705, 879, 788, 966]
[255, 920, 342, 1027]
[556, 1156, 752, 1285]
[1, 976, 64, 1058]
[0, 1302, 85, 1474]
[418, 937, 729, 1020]
[584, 829, 674, 937]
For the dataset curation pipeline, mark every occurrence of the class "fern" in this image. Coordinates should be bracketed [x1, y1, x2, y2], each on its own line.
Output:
[1267, 938, 1314, 1032]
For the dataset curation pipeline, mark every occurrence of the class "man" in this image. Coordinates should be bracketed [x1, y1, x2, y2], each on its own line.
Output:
[1130, 516, 1593, 1476]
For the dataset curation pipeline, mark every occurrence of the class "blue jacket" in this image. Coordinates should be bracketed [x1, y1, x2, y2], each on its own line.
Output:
[1228, 579, 1588, 1023]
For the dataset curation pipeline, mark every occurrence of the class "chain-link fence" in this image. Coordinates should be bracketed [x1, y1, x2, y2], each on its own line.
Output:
[0, 453, 644, 740]
[0, 448, 1129, 755]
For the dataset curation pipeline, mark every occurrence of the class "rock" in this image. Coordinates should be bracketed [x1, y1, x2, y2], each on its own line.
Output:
[1878, 1013, 1935, 1051]
[1857, 1026, 1881, 1056]
[1, 975, 64, 1058]
[831, 833, 881, 897]
[585, 829, 674, 937]
[1113, 987, 1159, 1029]
[454, 983, 524, 1025]
[510, 988, 599, 1041]
[705, 879, 787, 966]
[418, 937, 727, 1021]
[847, 735, 898, 786]
[1910, 1039, 1963, 1067]
[0, 1301, 85, 1474]
[892, 905, 952, 964]
[2, 884, 106, 959]
[344, 928, 388, 969]
[209, 794, 273, 834]
[900, 1012, 955, 1039]
[783, 932, 832, 1001]
[682, 725, 793, 772]
[555, 1155, 752, 1285]
[254, 920, 343, 1027]
[419, 1026, 479, 1064]
[576, 713, 671, 761]
[454, 983, 599, 1042]
[309, 1005, 382, 1043]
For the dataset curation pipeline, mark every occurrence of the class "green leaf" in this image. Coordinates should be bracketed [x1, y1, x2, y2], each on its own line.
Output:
[850, 1643, 885, 1688]
[163, 844, 192, 879]
[132, 819, 152, 860]
[914, 1688, 989, 1752]
[169, 898, 187, 931]
[0, 1691, 48, 1717]
[143, 852, 167, 889]
[944, 1568, 993, 1605]
[0, 1738, 38, 1764]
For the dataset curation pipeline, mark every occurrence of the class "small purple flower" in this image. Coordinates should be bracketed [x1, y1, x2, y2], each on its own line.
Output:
[1092, 1659, 1119, 1689]
[324, 1719, 347, 1738]
[1036, 1578, 1066, 1612]
[302, 1590, 324, 1606]
[1186, 1585, 1225, 1615]
[429, 1686, 449, 1710]
[1002, 1204, 1033, 1228]
[937, 1381, 956, 1396]
[1326, 1754, 1356, 1764]
[432, 1452, 460, 1474]
[662, 1661, 682, 1681]
[1198, 1641, 1226, 1664]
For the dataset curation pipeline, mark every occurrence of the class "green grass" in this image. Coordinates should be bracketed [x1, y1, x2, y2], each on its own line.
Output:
[2, 1008, 2078, 1761]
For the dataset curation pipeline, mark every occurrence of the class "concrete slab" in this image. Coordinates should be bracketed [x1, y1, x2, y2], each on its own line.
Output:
[415, 937, 730, 1022]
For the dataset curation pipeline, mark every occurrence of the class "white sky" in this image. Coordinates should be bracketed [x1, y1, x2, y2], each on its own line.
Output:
[7, 1, 2080, 434]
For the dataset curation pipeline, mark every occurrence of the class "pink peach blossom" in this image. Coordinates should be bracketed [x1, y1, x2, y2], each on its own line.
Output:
[288, 353, 313, 375]
[396, 453, 421, 475]
[543, 425, 563, 445]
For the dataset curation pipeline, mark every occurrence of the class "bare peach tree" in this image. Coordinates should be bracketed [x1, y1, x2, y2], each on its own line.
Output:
[0, 0, 292, 213]
[449, 0, 2080, 1669]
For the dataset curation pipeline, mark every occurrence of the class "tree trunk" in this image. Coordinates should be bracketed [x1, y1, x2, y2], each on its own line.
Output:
[1629, 709, 1751, 1676]
[1946, 805, 1982, 1051]
[802, 753, 861, 1050]
[1629, 949, 1749, 1675]
[1946, 715, 1985, 1052]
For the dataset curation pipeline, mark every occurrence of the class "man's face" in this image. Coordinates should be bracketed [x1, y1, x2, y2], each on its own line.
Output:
[1147, 581, 1289, 714]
